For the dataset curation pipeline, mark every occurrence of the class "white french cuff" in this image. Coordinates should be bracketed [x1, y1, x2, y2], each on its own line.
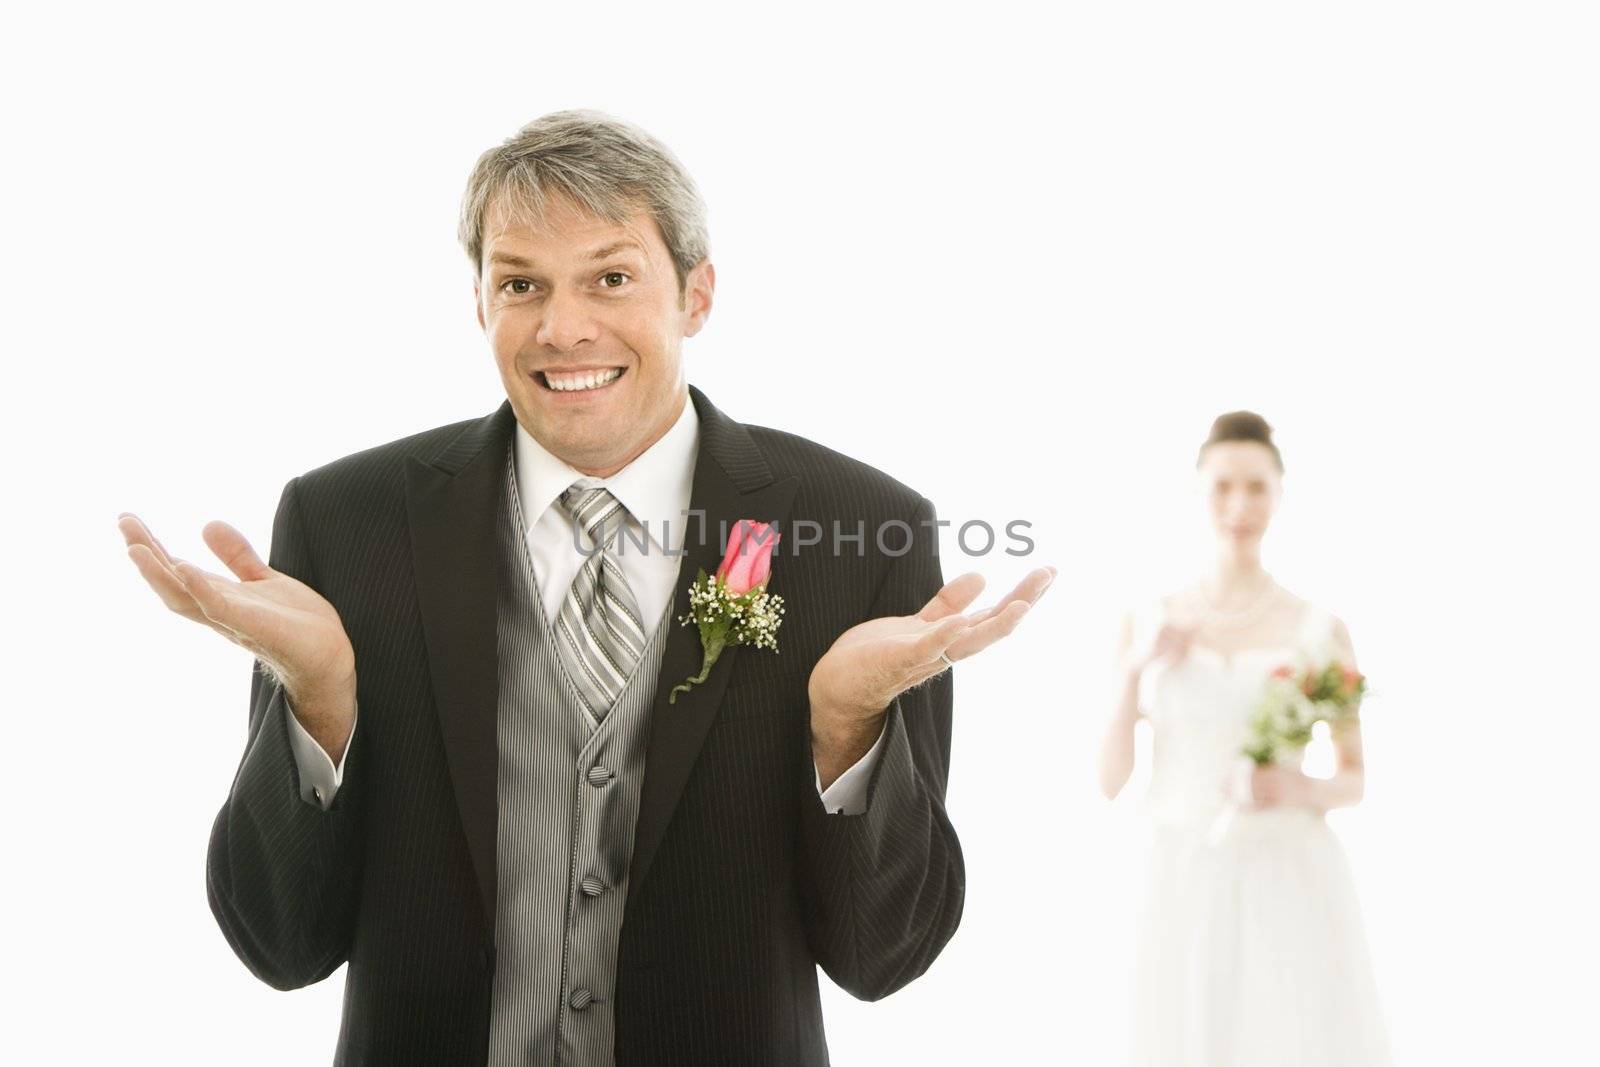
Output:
[284, 691, 356, 812]
[814, 719, 889, 816]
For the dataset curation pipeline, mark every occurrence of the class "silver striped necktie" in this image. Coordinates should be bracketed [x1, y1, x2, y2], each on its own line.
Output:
[553, 482, 647, 724]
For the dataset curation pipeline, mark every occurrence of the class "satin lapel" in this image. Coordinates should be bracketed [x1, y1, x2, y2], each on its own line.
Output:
[625, 385, 799, 915]
[405, 400, 516, 927]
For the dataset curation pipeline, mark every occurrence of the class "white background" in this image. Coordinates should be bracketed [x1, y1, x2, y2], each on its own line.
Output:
[7, 2, 1597, 1063]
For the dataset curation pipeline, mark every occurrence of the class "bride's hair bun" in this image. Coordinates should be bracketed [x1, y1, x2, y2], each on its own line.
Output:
[1197, 410, 1284, 472]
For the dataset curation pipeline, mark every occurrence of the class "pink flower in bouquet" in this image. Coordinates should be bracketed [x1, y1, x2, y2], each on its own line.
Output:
[1340, 665, 1364, 695]
[1270, 664, 1296, 680]
[717, 520, 779, 594]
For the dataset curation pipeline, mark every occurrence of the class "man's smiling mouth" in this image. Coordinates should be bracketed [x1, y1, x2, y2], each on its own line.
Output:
[535, 366, 626, 393]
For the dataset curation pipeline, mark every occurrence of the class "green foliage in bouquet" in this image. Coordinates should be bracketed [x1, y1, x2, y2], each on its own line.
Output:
[1243, 661, 1367, 765]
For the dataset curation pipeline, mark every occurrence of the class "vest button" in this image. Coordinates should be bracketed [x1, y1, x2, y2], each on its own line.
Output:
[569, 988, 594, 1011]
[586, 765, 614, 788]
[580, 876, 607, 897]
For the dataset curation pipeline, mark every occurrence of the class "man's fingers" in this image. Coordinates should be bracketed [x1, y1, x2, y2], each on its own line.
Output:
[119, 513, 271, 586]
[880, 614, 969, 672]
[942, 598, 1033, 660]
[916, 572, 985, 622]
[895, 566, 1054, 682]
[1009, 566, 1056, 606]
[945, 567, 1054, 627]
[178, 561, 287, 655]
[915, 567, 1053, 626]
[202, 520, 273, 582]
[127, 543, 206, 620]
[892, 616, 973, 689]
[960, 566, 1057, 626]
[924, 614, 971, 660]
[119, 513, 181, 576]
[894, 614, 970, 678]
[174, 560, 243, 632]
[123, 514, 286, 656]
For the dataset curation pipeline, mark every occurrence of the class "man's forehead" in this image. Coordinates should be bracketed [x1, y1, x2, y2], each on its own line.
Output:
[482, 193, 657, 261]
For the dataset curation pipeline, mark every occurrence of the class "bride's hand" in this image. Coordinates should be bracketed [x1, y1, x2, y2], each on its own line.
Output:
[1128, 621, 1197, 676]
[1247, 764, 1317, 810]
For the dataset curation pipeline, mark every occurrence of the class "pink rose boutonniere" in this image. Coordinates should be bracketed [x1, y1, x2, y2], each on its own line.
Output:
[669, 519, 787, 704]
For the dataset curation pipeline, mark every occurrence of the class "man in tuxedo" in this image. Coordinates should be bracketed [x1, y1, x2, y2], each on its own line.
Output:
[120, 110, 1054, 1065]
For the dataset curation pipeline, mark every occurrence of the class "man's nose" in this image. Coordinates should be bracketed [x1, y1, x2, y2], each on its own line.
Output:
[534, 287, 598, 350]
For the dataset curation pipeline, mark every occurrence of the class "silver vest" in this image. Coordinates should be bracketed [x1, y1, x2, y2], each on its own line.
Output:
[487, 442, 676, 1066]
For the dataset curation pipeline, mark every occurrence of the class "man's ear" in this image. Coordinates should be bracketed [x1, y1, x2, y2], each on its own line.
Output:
[473, 280, 485, 332]
[682, 260, 715, 338]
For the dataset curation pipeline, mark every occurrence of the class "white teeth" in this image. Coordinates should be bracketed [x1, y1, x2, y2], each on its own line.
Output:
[544, 367, 622, 392]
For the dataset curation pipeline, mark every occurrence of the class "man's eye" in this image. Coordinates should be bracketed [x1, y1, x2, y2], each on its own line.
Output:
[502, 278, 534, 295]
[600, 271, 630, 288]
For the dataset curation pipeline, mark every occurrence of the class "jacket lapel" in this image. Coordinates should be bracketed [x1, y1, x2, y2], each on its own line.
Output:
[625, 384, 799, 914]
[406, 400, 515, 927]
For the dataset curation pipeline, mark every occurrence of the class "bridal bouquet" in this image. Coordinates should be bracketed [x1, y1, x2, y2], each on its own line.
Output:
[1241, 660, 1367, 765]
[1209, 660, 1367, 845]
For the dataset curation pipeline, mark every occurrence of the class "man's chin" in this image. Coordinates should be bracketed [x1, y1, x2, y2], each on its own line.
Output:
[537, 419, 629, 470]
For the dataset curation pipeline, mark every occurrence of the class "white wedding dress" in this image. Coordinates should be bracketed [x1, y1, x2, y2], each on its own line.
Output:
[1125, 597, 1393, 1067]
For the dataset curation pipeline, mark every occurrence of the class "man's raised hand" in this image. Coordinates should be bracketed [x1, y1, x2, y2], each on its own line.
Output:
[808, 565, 1056, 784]
[118, 512, 357, 755]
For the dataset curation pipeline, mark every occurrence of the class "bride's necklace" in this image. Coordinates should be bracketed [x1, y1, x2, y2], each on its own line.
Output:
[1193, 572, 1279, 632]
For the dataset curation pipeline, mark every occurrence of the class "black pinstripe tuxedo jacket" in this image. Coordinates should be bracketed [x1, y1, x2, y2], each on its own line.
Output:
[206, 383, 965, 1065]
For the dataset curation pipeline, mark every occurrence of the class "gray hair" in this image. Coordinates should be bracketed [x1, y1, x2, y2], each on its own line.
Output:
[457, 109, 710, 292]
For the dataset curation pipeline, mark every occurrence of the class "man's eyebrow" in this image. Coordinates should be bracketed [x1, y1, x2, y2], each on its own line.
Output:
[486, 241, 645, 269]
[586, 240, 646, 260]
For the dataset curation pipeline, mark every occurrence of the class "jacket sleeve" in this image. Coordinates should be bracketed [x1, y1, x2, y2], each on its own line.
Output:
[796, 493, 966, 1001]
[205, 475, 365, 991]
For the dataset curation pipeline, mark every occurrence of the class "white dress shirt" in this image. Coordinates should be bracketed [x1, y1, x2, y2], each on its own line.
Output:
[286, 392, 886, 814]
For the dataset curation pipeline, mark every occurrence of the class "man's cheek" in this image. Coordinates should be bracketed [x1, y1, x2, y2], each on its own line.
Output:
[486, 317, 524, 359]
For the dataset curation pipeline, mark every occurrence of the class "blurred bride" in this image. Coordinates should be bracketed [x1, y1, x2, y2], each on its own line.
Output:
[1099, 411, 1392, 1066]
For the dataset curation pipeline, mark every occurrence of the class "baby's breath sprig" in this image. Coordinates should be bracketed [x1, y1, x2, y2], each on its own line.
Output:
[669, 567, 787, 704]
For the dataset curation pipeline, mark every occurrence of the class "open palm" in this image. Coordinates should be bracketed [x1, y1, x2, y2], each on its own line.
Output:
[807, 566, 1056, 722]
[118, 512, 355, 694]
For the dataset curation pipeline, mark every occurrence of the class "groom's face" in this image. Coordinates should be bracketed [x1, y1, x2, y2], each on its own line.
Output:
[475, 192, 714, 477]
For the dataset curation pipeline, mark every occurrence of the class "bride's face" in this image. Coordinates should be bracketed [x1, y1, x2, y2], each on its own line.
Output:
[1197, 442, 1282, 548]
